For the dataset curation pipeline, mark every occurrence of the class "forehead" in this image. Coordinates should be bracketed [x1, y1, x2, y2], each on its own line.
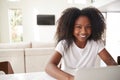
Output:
[75, 16, 90, 24]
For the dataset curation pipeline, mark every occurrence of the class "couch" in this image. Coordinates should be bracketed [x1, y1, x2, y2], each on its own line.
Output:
[0, 42, 55, 73]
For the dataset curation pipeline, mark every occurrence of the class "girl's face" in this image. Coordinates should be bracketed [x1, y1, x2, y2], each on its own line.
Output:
[73, 16, 91, 43]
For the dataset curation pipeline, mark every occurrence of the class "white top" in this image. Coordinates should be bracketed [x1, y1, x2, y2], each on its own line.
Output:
[55, 40, 105, 75]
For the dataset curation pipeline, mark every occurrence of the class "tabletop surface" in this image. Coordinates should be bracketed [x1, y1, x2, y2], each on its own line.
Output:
[1, 66, 120, 80]
[0, 72, 56, 80]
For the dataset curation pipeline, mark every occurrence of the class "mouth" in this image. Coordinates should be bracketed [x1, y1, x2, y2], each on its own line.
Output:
[79, 34, 87, 38]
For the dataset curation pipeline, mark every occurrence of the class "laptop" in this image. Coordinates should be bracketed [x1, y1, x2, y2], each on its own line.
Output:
[75, 66, 120, 80]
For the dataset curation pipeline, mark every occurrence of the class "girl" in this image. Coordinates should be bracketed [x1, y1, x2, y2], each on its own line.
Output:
[45, 7, 118, 80]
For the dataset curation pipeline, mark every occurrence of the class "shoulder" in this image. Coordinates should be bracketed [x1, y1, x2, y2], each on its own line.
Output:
[55, 40, 67, 56]
[57, 40, 67, 47]
[58, 39, 67, 44]
[89, 40, 105, 53]
[89, 40, 105, 45]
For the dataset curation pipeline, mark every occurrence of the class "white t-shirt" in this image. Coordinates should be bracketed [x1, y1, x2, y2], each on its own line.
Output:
[55, 40, 105, 75]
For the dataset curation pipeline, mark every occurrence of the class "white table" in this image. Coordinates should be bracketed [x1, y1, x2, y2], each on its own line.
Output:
[0, 72, 56, 80]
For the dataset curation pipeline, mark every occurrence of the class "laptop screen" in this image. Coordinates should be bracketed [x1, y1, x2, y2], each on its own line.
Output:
[75, 66, 120, 80]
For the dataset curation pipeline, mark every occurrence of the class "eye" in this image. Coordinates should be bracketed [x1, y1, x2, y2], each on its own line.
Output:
[75, 25, 82, 29]
[85, 25, 91, 29]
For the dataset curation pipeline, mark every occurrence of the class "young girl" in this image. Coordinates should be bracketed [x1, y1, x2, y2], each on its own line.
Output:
[45, 7, 118, 80]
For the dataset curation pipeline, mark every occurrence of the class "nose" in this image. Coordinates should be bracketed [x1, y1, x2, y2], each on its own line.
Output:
[81, 27, 86, 34]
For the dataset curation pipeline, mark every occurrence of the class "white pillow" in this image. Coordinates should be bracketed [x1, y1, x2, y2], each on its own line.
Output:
[0, 71, 5, 75]
[0, 42, 32, 49]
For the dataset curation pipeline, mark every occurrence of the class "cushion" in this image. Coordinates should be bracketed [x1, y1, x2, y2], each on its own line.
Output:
[32, 42, 55, 48]
[0, 42, 32, 49]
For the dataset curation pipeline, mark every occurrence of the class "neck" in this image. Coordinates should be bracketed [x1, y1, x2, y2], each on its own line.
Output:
[74, 40, 87, 48]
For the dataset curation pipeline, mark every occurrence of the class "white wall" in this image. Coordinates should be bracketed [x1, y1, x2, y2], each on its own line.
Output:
[0, 2, 1, 42]
[0, 0, 10, 42]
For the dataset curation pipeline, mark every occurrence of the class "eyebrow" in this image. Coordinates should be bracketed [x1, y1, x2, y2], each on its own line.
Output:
[75, 24, 91, 26]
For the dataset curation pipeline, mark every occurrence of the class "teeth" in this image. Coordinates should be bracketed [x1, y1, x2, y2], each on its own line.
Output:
[80, 35, 86, 38]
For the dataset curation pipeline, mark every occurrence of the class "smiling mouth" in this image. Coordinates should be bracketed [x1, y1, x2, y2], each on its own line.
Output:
[79, 35, 87, 38]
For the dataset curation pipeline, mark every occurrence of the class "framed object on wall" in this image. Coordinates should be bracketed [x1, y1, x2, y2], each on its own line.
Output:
[37, 15, 55, 25]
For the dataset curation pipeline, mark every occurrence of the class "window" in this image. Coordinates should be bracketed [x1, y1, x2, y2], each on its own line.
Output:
[8, 9, 23, 42]
[106, 12, 120, 60]
[100, 12, 120, 66]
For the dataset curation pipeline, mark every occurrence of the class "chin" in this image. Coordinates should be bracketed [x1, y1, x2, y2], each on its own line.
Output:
[78, 39, 87, 42]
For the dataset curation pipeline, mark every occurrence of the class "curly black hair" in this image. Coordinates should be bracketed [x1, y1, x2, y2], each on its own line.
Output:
[81, 7, 106, 41]
[55, 7, 106, 49]
[55, 7, 81, 48]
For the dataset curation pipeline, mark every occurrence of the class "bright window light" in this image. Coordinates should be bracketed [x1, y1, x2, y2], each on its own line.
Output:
[8, 9, 23, 42]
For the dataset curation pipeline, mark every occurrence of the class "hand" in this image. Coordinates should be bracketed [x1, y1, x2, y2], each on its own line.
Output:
[57, 75, 74, 80]
[68, 75, 74, 80]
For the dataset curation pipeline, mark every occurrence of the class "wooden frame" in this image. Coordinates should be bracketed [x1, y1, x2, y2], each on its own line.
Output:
[0, 61, 14, 74]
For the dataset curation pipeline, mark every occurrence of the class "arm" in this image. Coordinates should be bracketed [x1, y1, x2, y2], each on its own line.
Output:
[45, 51, 74, 80]
[98, 48, 118, 65]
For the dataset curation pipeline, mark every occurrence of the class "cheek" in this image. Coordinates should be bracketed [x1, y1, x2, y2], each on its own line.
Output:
[73, 29, 79, 35]
[88, 30, 92, 34]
